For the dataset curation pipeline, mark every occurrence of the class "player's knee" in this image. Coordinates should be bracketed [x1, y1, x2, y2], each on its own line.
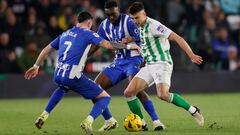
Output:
[124, 89, 134, 98]
[102, 90, 110, 97]
[158, 93, 170, 101]
[95, 90, 110, 100]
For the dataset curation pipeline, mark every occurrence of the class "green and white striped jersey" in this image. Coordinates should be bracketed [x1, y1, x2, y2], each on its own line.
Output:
[140, 17, 173, 65]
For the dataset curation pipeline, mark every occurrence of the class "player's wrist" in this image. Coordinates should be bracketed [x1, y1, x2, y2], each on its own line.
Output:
[33, 64, 40, 69]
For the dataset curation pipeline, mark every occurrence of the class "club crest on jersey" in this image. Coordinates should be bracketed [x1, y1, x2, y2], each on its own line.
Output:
[157, 25, 165, 33]
[134, 29, 139, 34]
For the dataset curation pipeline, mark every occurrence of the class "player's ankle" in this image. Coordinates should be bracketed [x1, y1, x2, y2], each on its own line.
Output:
[153, 120, 160, 125]
[188, 106, 197, 114]
[40, 110, 49, 121]
[86, 115, 94, 124]
[106, 117, 115, 122]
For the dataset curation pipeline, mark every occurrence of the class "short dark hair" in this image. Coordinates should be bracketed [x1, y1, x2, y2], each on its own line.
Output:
[77, 11, 93, 23]
[104, 0, 118, 9]
[129, 2, 145, 15]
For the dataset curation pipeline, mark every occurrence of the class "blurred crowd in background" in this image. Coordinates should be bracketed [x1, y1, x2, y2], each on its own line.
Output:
[0, 0, 240, 74]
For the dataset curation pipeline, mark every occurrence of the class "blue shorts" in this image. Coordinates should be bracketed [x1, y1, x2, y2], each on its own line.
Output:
[54, 74, 103, 99]
[103, 56, 143, 85]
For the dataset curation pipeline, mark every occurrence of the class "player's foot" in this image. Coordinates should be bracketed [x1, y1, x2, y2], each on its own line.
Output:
[141, 124, 148, 131]
[153, 120, 166, 131]
[98, 118, 118, 131]
[35, 111, 49, 129]
[192, 106, 204, 126]
[35, 117, 44, 129]
[141, 119, 148, 131]
[80, 119, 93, 135]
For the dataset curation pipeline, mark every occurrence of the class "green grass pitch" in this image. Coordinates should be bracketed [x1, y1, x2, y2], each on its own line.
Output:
[0, 93, 240, 135]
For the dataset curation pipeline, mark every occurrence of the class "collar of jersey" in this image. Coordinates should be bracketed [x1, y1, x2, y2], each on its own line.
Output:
[142, 17, 150, 29]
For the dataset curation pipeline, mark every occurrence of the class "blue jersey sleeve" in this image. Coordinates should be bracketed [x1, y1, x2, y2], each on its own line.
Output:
[87, 31, 104, 46]
[127, 18, 140, 42]
[50, 35, 61, 50]
[97, 22, 109, 40]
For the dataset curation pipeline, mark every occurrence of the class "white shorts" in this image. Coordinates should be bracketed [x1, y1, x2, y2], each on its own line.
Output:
[135, 62, 173, 86]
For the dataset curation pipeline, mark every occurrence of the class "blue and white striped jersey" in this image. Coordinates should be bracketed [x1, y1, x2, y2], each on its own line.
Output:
[98, 14, 142, 60]
[50, 26, 103, 80]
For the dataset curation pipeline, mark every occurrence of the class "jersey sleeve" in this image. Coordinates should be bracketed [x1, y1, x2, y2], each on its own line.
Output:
[127, 18, 140, 42]
[150, 21, 172, 38]
[87, 31, 104, 46]
[97, 22, 109, 40]
[50, 35, 61, 50]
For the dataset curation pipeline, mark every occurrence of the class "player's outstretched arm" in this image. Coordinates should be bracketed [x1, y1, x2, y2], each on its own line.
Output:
[168, 32, 203, 65]
[99, 40, 141, 52]
[24, 45, 55, 80]
[99, 40, 115, 50]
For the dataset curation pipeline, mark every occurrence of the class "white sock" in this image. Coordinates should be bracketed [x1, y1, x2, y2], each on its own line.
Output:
[43, 110, 49, 115]
[86, 115, 94, 124]
[153, 120, 160, 125]
[41, 110, 49, 121]
[188, 106, 197, 114]
[106, 117, 115, 122]
[142, 119, 146, 126]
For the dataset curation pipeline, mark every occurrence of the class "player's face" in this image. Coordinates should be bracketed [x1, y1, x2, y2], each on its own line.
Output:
[130, 10, 146, 27]
[105, 7, 120, 23]
[87, 19, 93, 29]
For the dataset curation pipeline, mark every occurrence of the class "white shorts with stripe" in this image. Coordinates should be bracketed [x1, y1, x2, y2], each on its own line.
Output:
[135, 62, 173, 86]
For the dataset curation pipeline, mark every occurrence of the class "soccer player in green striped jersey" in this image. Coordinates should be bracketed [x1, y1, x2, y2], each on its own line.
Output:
[124, 2, 204, 127]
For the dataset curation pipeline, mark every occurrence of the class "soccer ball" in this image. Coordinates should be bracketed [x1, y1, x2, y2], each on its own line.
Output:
[123, 113, 142, 132]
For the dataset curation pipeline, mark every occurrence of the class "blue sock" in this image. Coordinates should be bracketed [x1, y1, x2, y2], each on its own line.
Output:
[142, 100, 159, 121]
[90, 97, 111, 119]
[102, 107, 112, 120]
[45, 87, 65, 113]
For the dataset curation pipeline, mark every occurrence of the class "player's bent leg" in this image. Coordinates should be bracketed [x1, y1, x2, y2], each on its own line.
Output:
[124, 77, 148, 97]
[156, 83, 204, 126]
[155, 83, 171, 101]
[95, 91, 118, 132]
[124, 77, 147, 117]
[81, 91, 111, 135]
[94, 71, 119, 131]
[35, 87, 67, 129]
[124, 77, 149, 131]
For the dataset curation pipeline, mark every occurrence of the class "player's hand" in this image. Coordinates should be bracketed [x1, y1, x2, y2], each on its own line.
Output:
[190, 54, 203, 65]
[121, 36, 134, 44]
[24, 67, 39, 80]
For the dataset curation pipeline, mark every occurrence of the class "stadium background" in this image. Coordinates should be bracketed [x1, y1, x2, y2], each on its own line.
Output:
[0, 0, 240, 135]
[0, 0, 240, 97]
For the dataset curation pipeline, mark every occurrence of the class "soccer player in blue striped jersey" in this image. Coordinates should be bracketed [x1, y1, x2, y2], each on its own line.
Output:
[89, 0, 165, 131]
[24, 11, 140, 135]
